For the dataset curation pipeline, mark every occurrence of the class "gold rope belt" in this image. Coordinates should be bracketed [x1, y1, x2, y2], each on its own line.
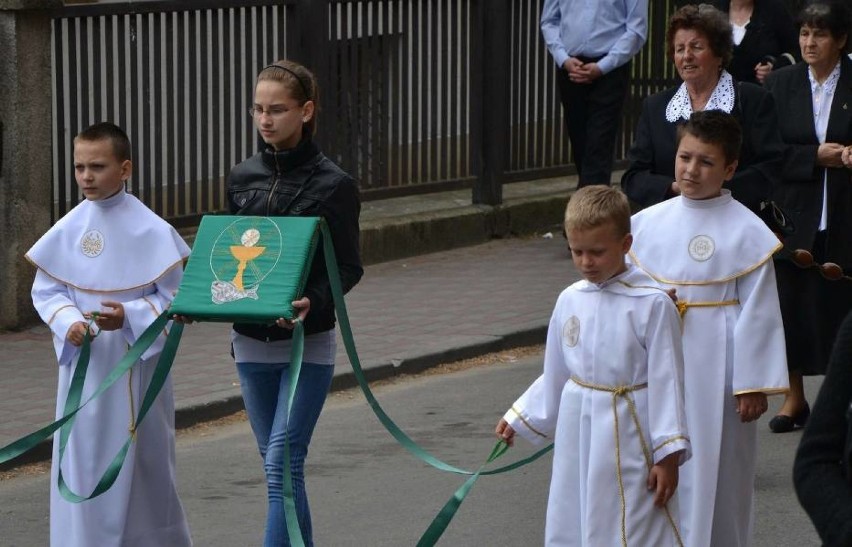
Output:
[675, 298, 739, 319]
[570, 376, 684, 547]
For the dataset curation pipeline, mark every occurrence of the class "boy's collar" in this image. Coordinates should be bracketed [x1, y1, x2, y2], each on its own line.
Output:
[680, 189, 733, 208]
[89, 189, 127, 208]
[595, 264, 630, 288]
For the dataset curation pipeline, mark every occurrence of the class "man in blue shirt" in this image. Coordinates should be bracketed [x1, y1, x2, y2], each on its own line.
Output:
[541, 0, 648, 187]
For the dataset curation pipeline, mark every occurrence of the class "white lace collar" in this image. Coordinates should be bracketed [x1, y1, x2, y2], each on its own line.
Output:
[807, 61, 841, 96]
[666, 71, 735, 122]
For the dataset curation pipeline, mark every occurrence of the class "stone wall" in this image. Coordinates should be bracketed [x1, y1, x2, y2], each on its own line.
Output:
[0, 3, 59, 330]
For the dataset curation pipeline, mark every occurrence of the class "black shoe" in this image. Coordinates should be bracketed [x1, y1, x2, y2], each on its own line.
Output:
[768, 403, 810, 433]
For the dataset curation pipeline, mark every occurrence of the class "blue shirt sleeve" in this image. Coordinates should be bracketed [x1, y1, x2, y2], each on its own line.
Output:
[597, 0, 648, 74]
[540, 0, 649, 75]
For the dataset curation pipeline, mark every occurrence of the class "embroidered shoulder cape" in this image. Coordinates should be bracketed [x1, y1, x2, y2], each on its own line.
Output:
[26, 191, 189, 291]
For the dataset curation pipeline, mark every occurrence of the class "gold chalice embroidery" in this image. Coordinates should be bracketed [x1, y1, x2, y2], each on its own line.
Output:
[230, 229, 266, 291]
[210, 219, 281, 304]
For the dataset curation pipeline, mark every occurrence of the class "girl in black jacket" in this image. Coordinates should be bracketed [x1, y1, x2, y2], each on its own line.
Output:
[227, 60, 363, 547]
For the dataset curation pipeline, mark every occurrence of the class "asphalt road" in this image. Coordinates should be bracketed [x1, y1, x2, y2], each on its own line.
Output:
[0, 350, 822, 546]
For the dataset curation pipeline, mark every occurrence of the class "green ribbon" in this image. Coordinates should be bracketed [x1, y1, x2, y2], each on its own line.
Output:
[317, 222, 553, 544]
[0, 311, 181, 503]
[321, 222, 553, 475]
[282, 319, 306, 547]
[416, 440, 509, 546]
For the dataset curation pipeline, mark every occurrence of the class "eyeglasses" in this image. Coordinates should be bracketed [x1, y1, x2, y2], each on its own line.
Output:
[248, 106, 289, 119]
[790, 249, 849, 282]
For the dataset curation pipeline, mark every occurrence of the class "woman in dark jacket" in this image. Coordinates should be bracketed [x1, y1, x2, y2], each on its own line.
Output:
[711, 0, 799, 85]
[764, 1, 852, 433]
[227, 59, 363, 546]
[622, 4, 785, 214]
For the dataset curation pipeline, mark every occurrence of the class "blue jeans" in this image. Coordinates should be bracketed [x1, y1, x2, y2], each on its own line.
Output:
[236, 361, 334, 547]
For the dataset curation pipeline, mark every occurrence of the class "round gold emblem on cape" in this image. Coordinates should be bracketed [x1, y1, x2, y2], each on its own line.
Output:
[563, 315, 580, 347]
[81, 230, 105, 258]
[688, 234, 715, 262]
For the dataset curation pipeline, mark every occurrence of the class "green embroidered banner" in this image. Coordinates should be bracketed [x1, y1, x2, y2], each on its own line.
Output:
[170, 215, 320, 323]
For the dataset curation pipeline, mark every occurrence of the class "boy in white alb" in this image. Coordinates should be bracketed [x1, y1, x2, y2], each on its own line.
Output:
[26, 123, 192, 547]
[628, 111, 788, 547]
[496, 186, 690, 546]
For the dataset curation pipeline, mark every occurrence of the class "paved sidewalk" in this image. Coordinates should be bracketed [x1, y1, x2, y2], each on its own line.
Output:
[0, 178, 583, 467]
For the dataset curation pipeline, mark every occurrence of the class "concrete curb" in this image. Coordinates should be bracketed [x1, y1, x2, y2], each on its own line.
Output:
[330, 324, 548, 390]
[172, 322, 548, 427]
[360, 194, 568, 265]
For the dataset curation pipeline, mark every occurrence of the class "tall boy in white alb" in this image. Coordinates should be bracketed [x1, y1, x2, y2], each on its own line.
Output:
[26, 123, 192, 547]
[628, 111, 788, 547]
[630, 191, 787, 546]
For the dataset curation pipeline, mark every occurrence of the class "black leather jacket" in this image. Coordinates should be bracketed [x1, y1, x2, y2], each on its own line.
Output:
[226, 138, 363, 341]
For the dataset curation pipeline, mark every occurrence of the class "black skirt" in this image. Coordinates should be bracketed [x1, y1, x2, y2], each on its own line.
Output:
[776, 259, 852, 375]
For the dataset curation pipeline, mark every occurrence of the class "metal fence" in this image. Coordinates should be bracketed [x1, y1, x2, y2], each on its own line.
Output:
[50, 0, 679, 224]
[509, 0, 568, 177]
[323, 1, 473, 195]
[52, 2, 294, 222]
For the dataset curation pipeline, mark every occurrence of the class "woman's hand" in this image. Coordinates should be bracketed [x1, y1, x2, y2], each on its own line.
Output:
[817, 143, 846, 168]
[754, 61, 773, 84]
[275, 297, 311, 329]
[171, 315, 195, 324]
[842, 145, 852, 169]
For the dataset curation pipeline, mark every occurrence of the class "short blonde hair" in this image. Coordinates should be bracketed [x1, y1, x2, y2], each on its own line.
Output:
[564, 186, 631, 237]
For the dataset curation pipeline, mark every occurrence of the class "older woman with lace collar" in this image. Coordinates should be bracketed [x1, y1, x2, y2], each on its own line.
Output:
[622, 3, 785, 214]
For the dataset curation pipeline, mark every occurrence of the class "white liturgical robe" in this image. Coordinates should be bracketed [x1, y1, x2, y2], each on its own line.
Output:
[629, 191, 789, 547]
[504, 265, 690, 547]
[26, 191, 192, 547]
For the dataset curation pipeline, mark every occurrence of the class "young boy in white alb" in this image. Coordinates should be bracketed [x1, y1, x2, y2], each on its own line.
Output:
[628, 110, 788, 547]
[496, 185, 690, 546]
[26, 123, 192, 547]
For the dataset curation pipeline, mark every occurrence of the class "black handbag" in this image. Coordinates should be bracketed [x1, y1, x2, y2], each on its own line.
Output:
[734, 81, 796, 238]
[757, 199, 795, 238]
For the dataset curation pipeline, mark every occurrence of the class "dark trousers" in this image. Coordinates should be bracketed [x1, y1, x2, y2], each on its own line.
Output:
[556, 60, 630, 187]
